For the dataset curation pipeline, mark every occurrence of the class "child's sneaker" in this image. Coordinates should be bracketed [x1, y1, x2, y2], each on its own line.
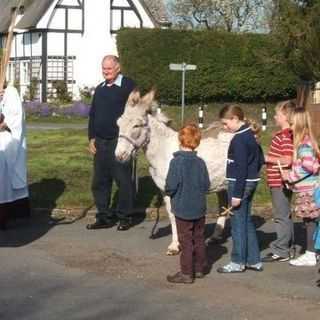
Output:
[217, 262, 245, 273]
[289, 251, 317, 267]
[246, 262, 264, 272]
[262, 253, 290, 263]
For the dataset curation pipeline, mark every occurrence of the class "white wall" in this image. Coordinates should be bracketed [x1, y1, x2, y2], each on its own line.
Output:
[37, 0, 60, 29]
[73, 0, 156, 92]
[73, 0, 118, 92]
[132, 0, 154, 28]
[48, 8, 66, 29]
[47, 33, 64, 56]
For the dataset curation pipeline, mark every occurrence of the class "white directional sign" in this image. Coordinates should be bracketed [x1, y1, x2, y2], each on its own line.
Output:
[169, 63, 197, 71]
[169, 62, 197, 124]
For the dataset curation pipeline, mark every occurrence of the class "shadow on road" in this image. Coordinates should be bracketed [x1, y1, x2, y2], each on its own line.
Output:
[135, 176, 163, 212]
[149, 223, 171, 240]
[0, 178, 65, 247]
[257, 220, 306, 255]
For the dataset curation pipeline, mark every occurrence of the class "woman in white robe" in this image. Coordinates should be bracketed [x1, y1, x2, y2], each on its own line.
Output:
[0, 86, 29, 230]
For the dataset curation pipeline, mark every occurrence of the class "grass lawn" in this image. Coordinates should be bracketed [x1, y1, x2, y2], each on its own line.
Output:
[27, 104, 275, 210]
[27, 129, 164, 209]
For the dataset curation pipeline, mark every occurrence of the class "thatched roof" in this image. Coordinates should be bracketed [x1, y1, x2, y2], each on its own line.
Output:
[140, 0, 171, 27]
[0, 0, 54, 33]
[0, 0, 170, 34]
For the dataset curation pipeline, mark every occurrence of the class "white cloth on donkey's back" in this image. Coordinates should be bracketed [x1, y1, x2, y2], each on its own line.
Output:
[0, 86, 28, 203]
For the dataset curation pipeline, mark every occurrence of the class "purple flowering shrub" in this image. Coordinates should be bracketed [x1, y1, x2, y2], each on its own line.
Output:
[62, 101, 91, 117]
[24, 100, 91, 118]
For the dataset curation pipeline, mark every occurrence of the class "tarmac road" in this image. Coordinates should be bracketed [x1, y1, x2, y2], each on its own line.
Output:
[0, 214, 319, 320]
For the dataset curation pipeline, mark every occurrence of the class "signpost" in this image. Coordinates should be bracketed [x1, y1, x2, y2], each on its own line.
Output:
[169, 62, 197, 124]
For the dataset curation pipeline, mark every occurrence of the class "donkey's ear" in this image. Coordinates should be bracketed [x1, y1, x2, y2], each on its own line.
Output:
[127, 89, 141, 107]
[141, 89, 156, 109]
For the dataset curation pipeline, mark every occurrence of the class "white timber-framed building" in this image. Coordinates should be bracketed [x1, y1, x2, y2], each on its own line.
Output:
[0, 0, 170, 101]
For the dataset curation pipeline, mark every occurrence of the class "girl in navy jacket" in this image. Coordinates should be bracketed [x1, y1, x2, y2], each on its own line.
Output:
[217, 105, 264, 273]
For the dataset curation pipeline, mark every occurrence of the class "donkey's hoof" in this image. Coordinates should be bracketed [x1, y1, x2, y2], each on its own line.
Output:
[166, 248, 180, 256]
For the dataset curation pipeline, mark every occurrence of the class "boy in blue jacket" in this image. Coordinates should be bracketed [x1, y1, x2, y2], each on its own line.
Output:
[165, 124, 210, 284]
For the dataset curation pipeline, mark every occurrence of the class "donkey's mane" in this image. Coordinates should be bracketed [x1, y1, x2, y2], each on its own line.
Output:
[202, 121, 224, 139]
[150, 111, 224, 140]
[149, 112, 177, 138]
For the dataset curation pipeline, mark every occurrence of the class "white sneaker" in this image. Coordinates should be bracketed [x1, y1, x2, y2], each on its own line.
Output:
[289, 251, 317, 267]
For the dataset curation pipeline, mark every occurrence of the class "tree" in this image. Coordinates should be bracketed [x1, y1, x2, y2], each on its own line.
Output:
[272, 0, 320, 81]
[168, 0, 268, 32]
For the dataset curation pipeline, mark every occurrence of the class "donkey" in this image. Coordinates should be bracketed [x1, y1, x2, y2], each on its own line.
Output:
[115, 90, 232, 255]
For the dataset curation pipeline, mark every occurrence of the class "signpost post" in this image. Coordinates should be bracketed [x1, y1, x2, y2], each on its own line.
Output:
[169, 62, 197, 124]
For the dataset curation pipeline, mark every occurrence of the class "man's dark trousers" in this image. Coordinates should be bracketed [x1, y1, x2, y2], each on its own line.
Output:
[92, 137, 133, 222]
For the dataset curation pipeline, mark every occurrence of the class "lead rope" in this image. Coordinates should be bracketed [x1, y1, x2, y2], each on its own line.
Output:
[132, 154, 139, 197]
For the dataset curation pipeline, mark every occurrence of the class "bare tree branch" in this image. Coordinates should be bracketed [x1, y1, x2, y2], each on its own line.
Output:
[169, 0, 268, 32]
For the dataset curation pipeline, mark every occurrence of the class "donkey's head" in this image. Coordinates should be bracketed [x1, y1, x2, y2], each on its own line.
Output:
[115, 89, 155, 162]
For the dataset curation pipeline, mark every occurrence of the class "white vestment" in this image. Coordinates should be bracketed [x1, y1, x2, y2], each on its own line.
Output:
[0, 86, 28, 203]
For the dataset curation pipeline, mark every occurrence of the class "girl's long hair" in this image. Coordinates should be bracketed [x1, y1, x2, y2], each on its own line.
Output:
[291, 107, 320, 160]
[219, 104, 244, 120]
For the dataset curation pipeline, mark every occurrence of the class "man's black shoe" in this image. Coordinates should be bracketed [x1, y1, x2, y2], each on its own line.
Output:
[117, 219, 131, 231]
[261, 253, 289, 263]
[86, 219, 115, 230]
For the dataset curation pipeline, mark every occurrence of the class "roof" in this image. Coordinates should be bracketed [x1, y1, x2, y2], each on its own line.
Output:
[0, 0, 54, 33]
[0, 0, 170, 34]
[0, 0, 19, 33]
[16, 0, 55, 30]
[140, 0, 171, 27]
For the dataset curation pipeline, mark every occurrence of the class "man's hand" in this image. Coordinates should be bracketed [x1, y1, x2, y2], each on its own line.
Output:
[231, 197, 241, 208]
[88, 138, 96, 155]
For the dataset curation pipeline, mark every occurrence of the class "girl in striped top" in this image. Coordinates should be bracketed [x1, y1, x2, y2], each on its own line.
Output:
[282, 107, 320, 266]
[262, 101, 295, 263]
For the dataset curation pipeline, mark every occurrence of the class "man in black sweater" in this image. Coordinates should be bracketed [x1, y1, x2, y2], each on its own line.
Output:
[87, 55, 136, 231]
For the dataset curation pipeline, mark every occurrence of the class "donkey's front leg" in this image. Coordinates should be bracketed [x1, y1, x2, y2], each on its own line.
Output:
[163, 195, 180, 255]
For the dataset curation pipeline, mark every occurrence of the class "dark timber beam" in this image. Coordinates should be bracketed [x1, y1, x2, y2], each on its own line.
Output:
[41, 31, 48, 102]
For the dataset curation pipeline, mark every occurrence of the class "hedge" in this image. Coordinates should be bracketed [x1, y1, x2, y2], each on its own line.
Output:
[117, 29, 298, 103]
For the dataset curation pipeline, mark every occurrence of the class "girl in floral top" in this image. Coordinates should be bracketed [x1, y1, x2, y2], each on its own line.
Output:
[282, 107, 320, 267]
